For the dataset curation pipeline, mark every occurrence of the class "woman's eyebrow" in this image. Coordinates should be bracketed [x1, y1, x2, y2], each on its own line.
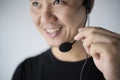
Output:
[29, 0, 39, 1]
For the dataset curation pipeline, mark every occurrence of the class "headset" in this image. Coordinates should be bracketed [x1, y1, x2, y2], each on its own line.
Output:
[83, 0, 92, 13]
[53, 0, 92, 80]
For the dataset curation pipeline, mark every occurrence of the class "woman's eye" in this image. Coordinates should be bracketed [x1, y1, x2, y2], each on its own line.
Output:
[53, 0, 67, 5]
[32, 2, 40, 7]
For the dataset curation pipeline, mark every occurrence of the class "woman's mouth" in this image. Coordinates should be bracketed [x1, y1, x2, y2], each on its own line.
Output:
[44, 27, 62, 37]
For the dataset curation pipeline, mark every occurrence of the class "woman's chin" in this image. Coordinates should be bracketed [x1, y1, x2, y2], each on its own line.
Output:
[49, 43, 60, 47]
[47, 41, 62, 47]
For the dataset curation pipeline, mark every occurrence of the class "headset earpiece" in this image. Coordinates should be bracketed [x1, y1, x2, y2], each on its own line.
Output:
[83, 0, 92, 13]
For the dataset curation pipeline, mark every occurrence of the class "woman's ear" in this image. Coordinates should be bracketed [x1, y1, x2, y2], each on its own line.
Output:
[83, 0, 94, 13]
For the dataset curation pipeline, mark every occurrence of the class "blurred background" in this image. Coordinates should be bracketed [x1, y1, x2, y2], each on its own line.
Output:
[0, 0, 120, 80]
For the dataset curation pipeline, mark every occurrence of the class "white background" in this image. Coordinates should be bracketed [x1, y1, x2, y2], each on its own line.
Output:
[0, 0, 120, 80]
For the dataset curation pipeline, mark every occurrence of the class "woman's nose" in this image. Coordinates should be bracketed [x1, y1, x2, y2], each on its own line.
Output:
[41, 6, 57, 23]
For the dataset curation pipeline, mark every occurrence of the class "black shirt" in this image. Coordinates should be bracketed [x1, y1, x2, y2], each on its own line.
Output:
[12, 49, 105, 80]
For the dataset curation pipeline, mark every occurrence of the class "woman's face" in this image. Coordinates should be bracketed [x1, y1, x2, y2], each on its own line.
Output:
[30, 0, 86, 47]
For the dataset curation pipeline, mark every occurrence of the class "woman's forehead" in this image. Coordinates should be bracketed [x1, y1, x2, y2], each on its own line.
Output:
[29, 0, 83, 3]
[30, 0, 83, 6]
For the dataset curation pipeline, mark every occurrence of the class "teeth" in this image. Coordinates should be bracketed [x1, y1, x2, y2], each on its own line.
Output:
[46, 28, 60, 33]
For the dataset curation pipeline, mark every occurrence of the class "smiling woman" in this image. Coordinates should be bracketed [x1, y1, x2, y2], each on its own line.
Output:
[30, 0, 87, 47]
[0, 0, 120, 80]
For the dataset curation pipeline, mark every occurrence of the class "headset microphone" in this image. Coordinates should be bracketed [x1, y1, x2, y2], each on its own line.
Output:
[59, 41, 76, 52]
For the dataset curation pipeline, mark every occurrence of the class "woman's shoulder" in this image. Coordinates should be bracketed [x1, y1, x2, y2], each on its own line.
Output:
[12, 48, 51, 80]
[23, 48, 51, 65]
